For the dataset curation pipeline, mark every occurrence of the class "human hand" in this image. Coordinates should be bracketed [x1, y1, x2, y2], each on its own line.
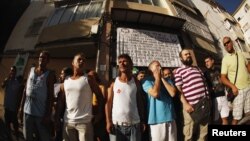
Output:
[232, 85, 238, 96]
[184, 103, 194, 113]
[106, 121, 112, 134]
[152, 66, 161, 79]
[141, 123, 146, 132]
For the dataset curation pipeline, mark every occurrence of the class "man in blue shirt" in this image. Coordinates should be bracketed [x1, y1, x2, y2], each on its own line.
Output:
[142, 60, 177, 141]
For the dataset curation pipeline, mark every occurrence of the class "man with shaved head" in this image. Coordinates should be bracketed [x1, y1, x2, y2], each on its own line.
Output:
[221, 36, 250, 125]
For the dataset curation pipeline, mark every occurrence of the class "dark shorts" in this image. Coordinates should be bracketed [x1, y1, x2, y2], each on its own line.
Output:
[4, 108, 18, 127]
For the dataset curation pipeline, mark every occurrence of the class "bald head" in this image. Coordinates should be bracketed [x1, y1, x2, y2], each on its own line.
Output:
[223, 36, 234, 53]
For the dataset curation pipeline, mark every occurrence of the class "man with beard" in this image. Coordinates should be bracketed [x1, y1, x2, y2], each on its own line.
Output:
[175, 49, 210, 141]
[221, 36, 250, 125]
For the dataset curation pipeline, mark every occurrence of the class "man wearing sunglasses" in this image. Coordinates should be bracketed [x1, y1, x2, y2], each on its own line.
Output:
[221, 36, 250, 125]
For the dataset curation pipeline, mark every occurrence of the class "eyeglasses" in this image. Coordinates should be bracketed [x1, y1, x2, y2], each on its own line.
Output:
[223, 40, 231, 46]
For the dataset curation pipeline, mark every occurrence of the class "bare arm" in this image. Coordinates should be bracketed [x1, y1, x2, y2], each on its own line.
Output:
[19, 70, 31, 119]
[88, 76, 105, 124]
[161, 78, 176, 97]
[105, 83, 114, 133]
[147, 77, 161, 98]
[19, 86, 26, 113]
[44, 71, 56, 119]
[54, 84, 65, 120]
[176, 85, 194, 113]
[133, 78, 146, 123]
[88, 76, 105, 108]
[54, 84, 65, 131]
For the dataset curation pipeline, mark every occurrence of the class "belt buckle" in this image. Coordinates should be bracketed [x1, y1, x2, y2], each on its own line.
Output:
[121, 122, 131, 126]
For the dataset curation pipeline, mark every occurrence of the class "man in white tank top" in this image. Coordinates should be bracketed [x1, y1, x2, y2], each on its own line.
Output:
[105, 54, 146, 141]
[55, 53, 104, 141]
[19, 51, 56, 141]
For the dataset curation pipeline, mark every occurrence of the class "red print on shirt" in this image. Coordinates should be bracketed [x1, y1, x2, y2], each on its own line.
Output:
[117, 89, 121, 94]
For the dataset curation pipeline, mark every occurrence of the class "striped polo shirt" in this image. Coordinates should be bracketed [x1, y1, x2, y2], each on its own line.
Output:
[175, 65, 207, 105]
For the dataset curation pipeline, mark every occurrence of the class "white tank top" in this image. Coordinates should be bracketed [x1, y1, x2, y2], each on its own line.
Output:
[112, 77, 140, 123]
[63, 76, 93, 123]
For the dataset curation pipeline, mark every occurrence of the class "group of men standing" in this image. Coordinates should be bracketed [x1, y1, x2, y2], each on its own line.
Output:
[1, 36, 250, 141]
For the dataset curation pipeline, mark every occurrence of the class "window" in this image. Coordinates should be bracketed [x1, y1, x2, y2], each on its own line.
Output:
[46, 0, 105, 26]
[141, 0, 153, 5]
[224, 20, 232, 30]
[25, 17, 46, 37]
[242, 23, 250, 32]
[244, 4, 250, 12]
[236, 39, 248, 52]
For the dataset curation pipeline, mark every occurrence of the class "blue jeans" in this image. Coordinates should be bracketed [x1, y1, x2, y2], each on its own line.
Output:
[109, 123, 141, 141]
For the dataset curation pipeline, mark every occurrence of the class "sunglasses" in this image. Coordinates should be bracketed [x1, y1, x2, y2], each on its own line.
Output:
[223, 40, 231, 46]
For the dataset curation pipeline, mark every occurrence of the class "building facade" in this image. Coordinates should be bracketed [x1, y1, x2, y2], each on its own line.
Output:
[192, 0, 250, 60]
[0, 0, 223, 86]
[233, 0, 250, 49]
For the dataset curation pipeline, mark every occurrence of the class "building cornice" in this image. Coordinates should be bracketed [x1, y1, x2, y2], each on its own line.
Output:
[232, 0, 246, 16]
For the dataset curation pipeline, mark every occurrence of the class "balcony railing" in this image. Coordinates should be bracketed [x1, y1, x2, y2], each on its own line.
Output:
[175, 6, 213, 41]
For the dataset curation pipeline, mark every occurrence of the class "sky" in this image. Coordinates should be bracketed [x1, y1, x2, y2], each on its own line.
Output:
[215, 0, 243, 14]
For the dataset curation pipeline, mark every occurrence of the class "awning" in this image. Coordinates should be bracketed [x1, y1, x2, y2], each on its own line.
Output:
[111, 2, 186, 29]
[35, 39, 97, 58]
[190, 35, 217, 53]
[37, 18, 100, 44]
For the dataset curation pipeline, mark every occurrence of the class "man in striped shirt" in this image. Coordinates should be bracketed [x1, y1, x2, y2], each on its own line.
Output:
[175, 49, 209, 141]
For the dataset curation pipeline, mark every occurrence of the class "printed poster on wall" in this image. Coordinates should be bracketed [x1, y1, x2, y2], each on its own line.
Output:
[14, 53, 29, 76]
[116, 27, 182, 67]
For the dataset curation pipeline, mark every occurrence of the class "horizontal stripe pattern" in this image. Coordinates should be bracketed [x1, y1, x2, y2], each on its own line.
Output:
[175, 66, 207, 105]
